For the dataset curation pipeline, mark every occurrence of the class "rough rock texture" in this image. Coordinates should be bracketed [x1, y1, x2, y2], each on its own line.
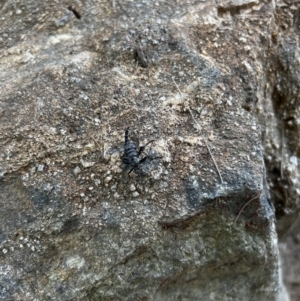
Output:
[0, 0, 298, 300]
[258, 1, 300, 300]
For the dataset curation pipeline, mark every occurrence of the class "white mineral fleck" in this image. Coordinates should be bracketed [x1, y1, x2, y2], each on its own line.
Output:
[129, 184, 136, 191]
[80, 159, 95, 168]
[22, 173, 29, 181]
[37, 164, 44, 172]
[73, 166, 81, 175]
[66, 255, 85, 270]
[290, 155, 298, 166]
[105, 175, 112, 183]
[44, 183, 52, 191]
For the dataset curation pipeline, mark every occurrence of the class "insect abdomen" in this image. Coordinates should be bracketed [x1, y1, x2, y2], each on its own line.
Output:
[125, 141, 139, 165]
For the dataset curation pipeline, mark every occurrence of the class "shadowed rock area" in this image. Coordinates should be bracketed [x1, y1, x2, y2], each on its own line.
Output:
[1, 0, 299, 300]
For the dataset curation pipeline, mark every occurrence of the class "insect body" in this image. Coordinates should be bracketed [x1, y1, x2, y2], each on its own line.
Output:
[122, 128, 154, 175]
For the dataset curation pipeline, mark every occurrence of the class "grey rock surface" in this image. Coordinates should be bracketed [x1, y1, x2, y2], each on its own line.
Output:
[0, 0, 295, 300]
[254, 1, 300, 300]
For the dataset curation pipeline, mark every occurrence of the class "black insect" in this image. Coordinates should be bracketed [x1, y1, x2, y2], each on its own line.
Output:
[121, 128, 154, 175]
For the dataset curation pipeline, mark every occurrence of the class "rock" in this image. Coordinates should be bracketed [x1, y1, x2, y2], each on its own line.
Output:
[0, 0, 294, 300]
[258, 1, 300, 299]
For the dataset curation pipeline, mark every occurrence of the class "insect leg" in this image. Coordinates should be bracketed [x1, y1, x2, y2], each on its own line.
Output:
[125, 128, 130, 143]
[139, 156, 148, 164]
[128, 167, 136, 175]
[152, 156, 163, 160]
[138, 140, 155, 156]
